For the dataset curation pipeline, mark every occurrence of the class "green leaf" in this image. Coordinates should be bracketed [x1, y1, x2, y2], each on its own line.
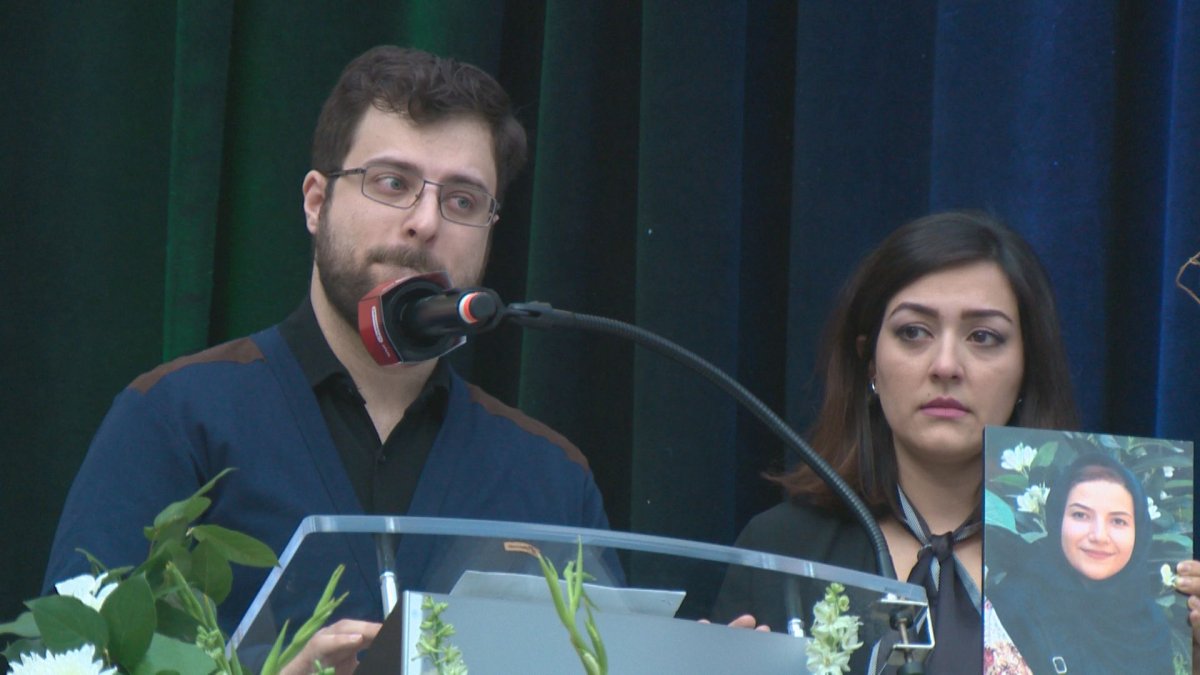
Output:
[153, 598, 199, 643]
[131, 633, 217, 675]
[0, 611, 40, 638]
[102, 575, 157, 669]
[1032, 441, 1059, 468]
[1153, 533, 1195, 550]
[1020, 531, 1047, 544]
[990, 474, 1029, 489]
[149, 468, 236, 535]
[139, 539, 190, 586]
[149, 497, 211, 540]
[3, 639, 45, 665]
[189, 525, 278, 567]
[27, 595, 109, 653]
[188, 541, 233, 604]
[984, 490, 1017, 531]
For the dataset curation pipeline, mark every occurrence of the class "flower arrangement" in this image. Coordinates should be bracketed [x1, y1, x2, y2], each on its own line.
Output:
[0, 469, 344, 674]
[804, 583, 863, 675]
[408, 539, 606, 675]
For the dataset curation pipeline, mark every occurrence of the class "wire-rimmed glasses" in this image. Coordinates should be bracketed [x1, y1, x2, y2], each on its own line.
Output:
[1177, 250, 1200, 307]
[324, 164, 499, 227]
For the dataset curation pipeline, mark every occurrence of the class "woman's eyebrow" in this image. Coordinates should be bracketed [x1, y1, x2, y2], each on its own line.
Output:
[888, 302, 1014, 324]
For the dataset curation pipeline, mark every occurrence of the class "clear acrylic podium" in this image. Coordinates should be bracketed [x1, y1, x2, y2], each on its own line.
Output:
[229, 516, 930, 674]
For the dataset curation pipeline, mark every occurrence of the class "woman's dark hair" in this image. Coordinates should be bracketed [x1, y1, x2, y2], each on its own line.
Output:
[311, 45, 528, 199]
[1044, 451, 1152, 577]
[776, 211, 1079, 514]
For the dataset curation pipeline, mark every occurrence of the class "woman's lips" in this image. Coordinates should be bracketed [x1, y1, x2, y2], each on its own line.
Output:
[921, 397, 968, 419]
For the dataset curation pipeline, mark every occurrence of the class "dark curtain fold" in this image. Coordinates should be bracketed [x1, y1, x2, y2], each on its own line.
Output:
[3, 0, 1197, 622]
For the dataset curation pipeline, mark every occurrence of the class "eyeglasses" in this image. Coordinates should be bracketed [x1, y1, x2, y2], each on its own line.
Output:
[324, 164, 499, 227]
[1177, 250, 1200, 307]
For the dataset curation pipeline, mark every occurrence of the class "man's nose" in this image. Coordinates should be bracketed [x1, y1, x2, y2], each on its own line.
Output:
[401, 183, 442, 242]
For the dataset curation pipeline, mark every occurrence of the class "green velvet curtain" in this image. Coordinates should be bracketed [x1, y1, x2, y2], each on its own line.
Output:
[4, 0, 1198, 628]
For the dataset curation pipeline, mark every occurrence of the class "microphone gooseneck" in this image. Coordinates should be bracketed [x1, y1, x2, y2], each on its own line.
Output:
[356, 274, 894, 580]
[502, 302, 896, 580]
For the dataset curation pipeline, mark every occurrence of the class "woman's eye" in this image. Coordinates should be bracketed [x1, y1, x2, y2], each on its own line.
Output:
[1069, 510, 1089, 521]
[968, 329, 1006, 346]
[895, 325, 929, 341]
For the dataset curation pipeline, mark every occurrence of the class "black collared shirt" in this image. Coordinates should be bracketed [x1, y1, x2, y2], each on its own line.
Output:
[278, 298, 449, 515]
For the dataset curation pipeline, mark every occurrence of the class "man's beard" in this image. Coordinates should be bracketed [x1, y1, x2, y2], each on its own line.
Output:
[313, 207, 444, 327]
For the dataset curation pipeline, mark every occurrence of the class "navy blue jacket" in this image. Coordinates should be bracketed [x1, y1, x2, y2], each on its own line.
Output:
[45, 326, 609, 633]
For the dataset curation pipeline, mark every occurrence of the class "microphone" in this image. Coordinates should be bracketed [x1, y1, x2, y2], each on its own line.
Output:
[358, 271, 504, 365]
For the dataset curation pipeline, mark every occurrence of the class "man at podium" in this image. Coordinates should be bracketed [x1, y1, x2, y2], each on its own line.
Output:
[43, 45, 610, 672]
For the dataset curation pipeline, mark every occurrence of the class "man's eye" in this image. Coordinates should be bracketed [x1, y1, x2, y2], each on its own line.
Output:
[443, 190, 481, 214]
[378, 175, 412, 193]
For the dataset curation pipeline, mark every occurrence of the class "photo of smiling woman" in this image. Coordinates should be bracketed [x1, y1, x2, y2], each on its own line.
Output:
[985, 450, 1179, 675]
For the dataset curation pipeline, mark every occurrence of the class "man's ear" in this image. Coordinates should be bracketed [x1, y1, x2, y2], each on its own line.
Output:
[302, 170, 328, 235]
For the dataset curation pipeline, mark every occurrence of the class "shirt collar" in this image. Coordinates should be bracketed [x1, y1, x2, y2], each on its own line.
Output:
[278, 296, 451, 396]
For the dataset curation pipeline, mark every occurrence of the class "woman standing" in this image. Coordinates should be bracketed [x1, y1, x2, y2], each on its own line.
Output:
[715, 210, 1079, 672]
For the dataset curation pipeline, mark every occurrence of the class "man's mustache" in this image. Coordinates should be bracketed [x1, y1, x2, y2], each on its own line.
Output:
[365, 246, 439, 274]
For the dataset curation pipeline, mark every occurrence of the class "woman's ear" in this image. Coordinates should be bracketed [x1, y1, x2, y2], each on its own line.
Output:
[855, 335, 872, 362]
[856, 335, 876, 379]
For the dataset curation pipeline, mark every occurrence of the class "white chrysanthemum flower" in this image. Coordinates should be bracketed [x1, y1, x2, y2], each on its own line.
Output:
[1163, 466, 1175, 478]
[1147, 497, 1161, 520]
[1016, 484, 1050, 514]
[54, 572, 116, 611]
[10, 645, 116, 675]
[1000, 443, 1037, 473]
[1162, 563, 1179, 589]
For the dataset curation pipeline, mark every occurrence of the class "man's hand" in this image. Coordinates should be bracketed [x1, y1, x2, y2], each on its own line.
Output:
[697, 614, 771, 632]
[279, 618, 381, 675]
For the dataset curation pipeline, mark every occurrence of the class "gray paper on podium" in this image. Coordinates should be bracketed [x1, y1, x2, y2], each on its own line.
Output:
[229, 516, 930, 674]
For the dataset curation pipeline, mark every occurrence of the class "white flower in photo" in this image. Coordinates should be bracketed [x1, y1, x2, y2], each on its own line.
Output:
[1015, 484, 1050, 514]
[1163, 466, 1175, 478]
[1162, 564, 1179, 589]
[9, 645, 115, 675]
[54, 572, 116, 611]
[1147, 497, 1161, 520]
[1000, 443, 1037, 474]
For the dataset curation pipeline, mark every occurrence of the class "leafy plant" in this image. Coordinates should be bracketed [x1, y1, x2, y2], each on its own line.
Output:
[413, 595, 467, 675]
[506, 540, 606, 675]
[0, 468, 345, 674]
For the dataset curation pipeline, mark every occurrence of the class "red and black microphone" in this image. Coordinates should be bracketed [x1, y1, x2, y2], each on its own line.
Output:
[358, 271, 504, 365]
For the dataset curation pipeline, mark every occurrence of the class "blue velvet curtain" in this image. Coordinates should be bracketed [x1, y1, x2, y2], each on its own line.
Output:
[2, 0, 1197, 621]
